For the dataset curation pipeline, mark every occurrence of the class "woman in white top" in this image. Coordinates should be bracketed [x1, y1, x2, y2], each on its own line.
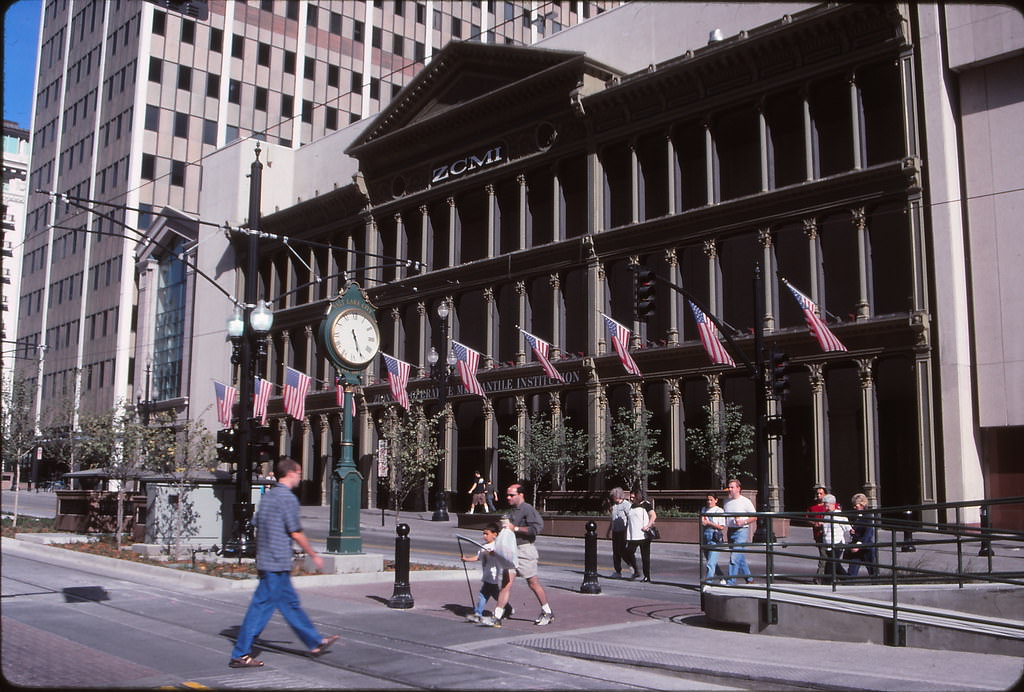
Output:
[625, 489, 657, 582]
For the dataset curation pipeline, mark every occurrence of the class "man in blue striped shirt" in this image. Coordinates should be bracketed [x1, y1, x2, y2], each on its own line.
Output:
[229, 457, 338, 668]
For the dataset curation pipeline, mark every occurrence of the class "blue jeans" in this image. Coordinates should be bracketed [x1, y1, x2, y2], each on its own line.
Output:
[231, 571, 322, 659]
[703, 528, 724, 581]
[726, 526, 751, 584]
[475, 582, 500, 615]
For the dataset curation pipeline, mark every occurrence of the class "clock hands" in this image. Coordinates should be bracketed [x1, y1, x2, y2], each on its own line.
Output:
[351, 329, 361, 354]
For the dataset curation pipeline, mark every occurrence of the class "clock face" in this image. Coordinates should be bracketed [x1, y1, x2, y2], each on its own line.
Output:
[330, 310, 380, 368]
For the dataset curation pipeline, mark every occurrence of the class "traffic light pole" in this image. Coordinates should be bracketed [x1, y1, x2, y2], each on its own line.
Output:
[224, 149, 263, 558]
[631, 261, 773, 540]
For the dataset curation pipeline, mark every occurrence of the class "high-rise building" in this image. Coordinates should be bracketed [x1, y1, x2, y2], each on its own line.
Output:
[15, 0, 619, 438]
[3, 120, 31, 388]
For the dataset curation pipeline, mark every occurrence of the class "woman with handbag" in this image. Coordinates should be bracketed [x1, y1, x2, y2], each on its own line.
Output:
[625, 489, 657, 582]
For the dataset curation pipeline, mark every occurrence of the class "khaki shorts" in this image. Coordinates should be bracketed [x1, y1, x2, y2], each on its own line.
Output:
[514, 541, 539, 579]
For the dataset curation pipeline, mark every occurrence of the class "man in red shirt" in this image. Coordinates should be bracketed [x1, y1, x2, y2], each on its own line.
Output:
[806, 485, 839, 584]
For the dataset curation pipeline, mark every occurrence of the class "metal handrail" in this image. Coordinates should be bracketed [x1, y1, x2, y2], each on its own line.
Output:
[699, 497, 1024, 645]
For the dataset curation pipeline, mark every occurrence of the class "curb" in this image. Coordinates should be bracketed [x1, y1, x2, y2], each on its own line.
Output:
[2, 537, 466, 591]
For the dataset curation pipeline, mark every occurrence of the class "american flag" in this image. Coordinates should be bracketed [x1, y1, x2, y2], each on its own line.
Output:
[520, 329, 564, 382]
[213, 380, 237, 427]
[452, 341, 486, 397]
[689, 301, 736, 367]
[253, 377, 272, 426]
[382, 353, 412, 409]
[283, 366, 311, 420]
[601, 313, 641, 376]
[784, 281, 848, 353]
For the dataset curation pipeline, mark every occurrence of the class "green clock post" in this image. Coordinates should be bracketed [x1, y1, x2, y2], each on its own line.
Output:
[319, 282, 380, 555]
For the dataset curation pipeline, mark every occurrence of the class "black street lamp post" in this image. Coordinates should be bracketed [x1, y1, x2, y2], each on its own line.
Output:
[223, 146, 274, 558]
[136, 359, 153, 426]
[427, 301, 455, 521]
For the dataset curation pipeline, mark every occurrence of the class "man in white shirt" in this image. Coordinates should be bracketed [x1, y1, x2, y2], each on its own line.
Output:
[723, 479, 756, 585]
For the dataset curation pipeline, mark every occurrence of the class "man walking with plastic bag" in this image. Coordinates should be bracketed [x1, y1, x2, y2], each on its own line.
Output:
[482, 483, 555, 627]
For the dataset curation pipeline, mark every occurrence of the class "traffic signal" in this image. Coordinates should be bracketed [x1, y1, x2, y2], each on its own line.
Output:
[634, 265, 656, 320]
[770, 350, 791, 399]
[251, 426, 276, 465]
[216, 428, 238, 465]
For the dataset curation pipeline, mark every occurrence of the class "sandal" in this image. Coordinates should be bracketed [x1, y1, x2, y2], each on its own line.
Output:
[309, 635, 339, 657]
[228, 654, 264, 668]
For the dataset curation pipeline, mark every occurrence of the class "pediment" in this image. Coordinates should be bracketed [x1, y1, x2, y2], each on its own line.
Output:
[350, 41, 608, 150]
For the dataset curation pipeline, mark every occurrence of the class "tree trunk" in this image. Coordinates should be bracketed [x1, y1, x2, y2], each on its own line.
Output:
[115, 488, 125, 550]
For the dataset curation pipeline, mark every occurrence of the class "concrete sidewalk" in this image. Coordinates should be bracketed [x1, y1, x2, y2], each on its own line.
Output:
[6, 530, 1022, 691]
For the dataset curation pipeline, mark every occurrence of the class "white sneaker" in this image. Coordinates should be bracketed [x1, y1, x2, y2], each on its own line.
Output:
[480, 616, 502, 628]
[534, 612, 555, 626]
[465, 613, 482, 623]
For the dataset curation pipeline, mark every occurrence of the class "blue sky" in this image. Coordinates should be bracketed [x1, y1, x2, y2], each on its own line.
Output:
[3, 0, 41, 128]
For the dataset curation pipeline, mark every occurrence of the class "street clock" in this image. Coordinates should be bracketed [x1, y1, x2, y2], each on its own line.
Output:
[319, 282, 380, 378]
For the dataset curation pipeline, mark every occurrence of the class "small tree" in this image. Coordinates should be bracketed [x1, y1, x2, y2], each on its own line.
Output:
[77, 401, 176, 549]
[381, 406, 445, 522]
[686, 402, 755, 488]
[1, 375, 38, 527]
[599, 407, 668, 492]
[497, 411, 590, 506]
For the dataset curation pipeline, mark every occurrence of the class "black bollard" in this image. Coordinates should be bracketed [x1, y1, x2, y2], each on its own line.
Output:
[388, 523, 415, 609]
[580, 521, 601, 594]
[901, 509, 917, 553]
[978, 504, 995, 557]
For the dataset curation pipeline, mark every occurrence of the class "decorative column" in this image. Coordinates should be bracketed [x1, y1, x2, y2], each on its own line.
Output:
[416, 301, 427, 376]
[910, 310, 938, 517]
[441, 401, 455, 494]
[514, 394, 528, 478]
[666, 378, 684, 478]
[757, 100, 770, 192]
[704, 240, 719, 314]
[802, 87, 815, 181]
[849, 71, 863, 170]
[803, 217, 820, 304]
[483, 286, 495, 369]
[446, 196, 458, 268]
[856, 357, 879, 507]
[549, 273, 563, 359]
[758, 228, 775, 333]
[482, 397, 495, 492]
[300, 417, 313, 485]
[851, 207, 871, 320]
[280, 329, 292, 380]
[629, 141, 640, 224]
[588, 150, 602, 235]
[394, 213, 406, 282]
[588, 378, 607, 476]
[665, 248, 680, 345]
[553, 169, 565, 241]
[317, 414, 330, 505]
[665, 133, 677, 215]
[419, 204, 431, 270]
[517, 174, 529, 250]
[389, 306, 402, 362]
[515, 281, 527, 365]
[365, 216, 380, 286]
[807, 363, 828, 489]
[485, 183, 497, 258]
[704, 119, 716, 206]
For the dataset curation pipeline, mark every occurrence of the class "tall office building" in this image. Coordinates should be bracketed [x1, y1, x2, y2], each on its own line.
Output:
[3, 120, 31, 388]
[15, 0, 618, 443]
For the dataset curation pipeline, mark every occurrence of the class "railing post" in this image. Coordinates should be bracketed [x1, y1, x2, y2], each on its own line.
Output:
[580, 521, 601, 594]
[886, 529, 906, 646]
[761, 512, 777, 625]
[901, 509, 916, 552]
[388, 523, 414, 609]
[978, 503, 995, 558]
[955, 506, 964, 588]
